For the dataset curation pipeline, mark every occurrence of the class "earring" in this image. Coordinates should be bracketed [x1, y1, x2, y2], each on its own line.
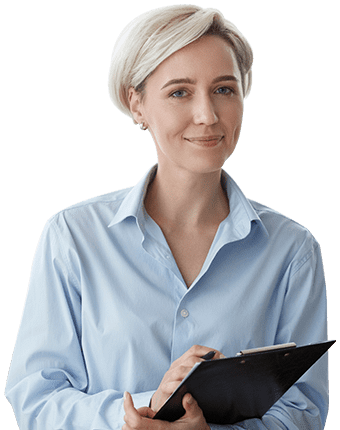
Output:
[139, 122, 147, 131]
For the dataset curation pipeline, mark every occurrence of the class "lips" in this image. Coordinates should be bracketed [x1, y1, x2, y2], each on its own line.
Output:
[185, 135, 224, 147]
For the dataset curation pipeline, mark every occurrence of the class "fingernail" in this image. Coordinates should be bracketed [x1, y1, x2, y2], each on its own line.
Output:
[123, 391, 128, 400]
[219, 353, 226, 359]
[187, 394, 194, 404]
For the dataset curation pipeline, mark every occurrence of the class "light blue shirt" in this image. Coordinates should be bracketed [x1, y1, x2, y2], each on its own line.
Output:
[5, 166, 328, 429]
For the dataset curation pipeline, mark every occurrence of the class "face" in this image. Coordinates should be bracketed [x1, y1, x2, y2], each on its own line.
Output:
[129, 35, 244, 175]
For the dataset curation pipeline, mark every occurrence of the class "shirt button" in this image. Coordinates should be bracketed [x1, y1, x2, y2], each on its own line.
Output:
[181, 309, 189, 318]
[165, 254, 171, 259]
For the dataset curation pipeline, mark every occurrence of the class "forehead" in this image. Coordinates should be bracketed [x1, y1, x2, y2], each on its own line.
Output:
[149, 35, 241, 85]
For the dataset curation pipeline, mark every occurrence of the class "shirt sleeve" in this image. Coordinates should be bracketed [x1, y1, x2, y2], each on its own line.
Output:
[209, 235, 329, 429]
[5, 219, 154, 430]
[5, 218, 329, 430]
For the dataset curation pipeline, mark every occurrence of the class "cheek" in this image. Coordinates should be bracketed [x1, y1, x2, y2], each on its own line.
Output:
[236, 107, 244, 135]
[222, 102, 243, 129]
[217, 102, 243, 153]
[231, 111, 243, 144]
[148, 104, 189, 138]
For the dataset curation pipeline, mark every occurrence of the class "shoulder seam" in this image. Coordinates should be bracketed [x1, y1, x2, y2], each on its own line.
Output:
[290, 238, 319, 278]
[50, 193, 128, 221]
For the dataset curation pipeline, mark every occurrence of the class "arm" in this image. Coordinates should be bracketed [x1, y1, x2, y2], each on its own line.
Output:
[259, 237, 328, 429]
[5, 218, 328, 430]
[5, 220, 153, 430]
[131, 236, 328, 430]
[211, 236, 329, 429]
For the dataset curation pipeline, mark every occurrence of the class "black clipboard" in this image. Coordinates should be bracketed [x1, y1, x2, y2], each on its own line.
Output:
[153, 340, 335, 425]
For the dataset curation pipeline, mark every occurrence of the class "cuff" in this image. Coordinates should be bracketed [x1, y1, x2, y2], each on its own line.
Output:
[131, 390, 156, 410]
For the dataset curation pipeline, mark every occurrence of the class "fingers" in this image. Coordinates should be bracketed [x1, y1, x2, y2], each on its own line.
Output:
[151, 363, 194, 412]
[182, 393, 196, 411]
[123, 392, 142, 429]
[151, 345, 225, 413]
[137, 406, 156, 419]
[123, 392, 157, 430]
[177, 345, 225, 363]
[180, 394, 210, 430]
[168, 364, 193, 385]
[184, 393, 201, 409]
[123, 391, 135, 413]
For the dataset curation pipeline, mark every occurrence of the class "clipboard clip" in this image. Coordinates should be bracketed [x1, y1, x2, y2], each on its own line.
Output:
[236, 342, 297, 356]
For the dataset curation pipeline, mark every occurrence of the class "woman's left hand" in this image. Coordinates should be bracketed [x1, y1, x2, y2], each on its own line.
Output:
[122, 391, 210, 430]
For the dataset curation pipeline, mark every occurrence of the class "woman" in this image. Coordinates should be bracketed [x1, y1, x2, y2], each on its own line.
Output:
[5, 5, 328, 429]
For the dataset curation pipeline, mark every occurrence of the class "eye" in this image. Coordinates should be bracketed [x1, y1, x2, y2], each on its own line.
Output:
[170, 89, 188, 98]
[216, 86, 234, 95]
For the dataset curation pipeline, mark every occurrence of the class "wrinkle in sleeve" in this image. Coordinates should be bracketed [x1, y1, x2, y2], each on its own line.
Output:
[4, 218, 150, 430]
[263, 237, 328, 428]
[210, 236, 329, 430]
[208, 415, 286, 429]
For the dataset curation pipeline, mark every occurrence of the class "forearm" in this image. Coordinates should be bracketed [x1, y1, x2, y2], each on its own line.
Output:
[6, 376, 155, 430]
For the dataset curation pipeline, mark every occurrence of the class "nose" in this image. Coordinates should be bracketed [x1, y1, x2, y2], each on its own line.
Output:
[192, 94, 218, 126]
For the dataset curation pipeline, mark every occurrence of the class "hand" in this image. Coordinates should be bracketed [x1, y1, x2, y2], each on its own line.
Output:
[123, 391, 210, 430]
[151, 345, 224, 412]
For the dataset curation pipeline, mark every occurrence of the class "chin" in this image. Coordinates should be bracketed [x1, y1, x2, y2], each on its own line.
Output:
[178, 157, 228, 175]
[188, 151, 234, 173]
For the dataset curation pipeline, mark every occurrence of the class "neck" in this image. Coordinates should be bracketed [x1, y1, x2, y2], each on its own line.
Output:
[144, 164, 229, 229]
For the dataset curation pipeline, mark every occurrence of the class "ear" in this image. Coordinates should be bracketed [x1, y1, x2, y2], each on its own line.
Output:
[128, 87, 145, 126]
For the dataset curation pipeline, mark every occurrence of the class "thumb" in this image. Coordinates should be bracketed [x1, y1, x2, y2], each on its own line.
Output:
[137, 406, 156, 418]
[182, 393, 200, 416]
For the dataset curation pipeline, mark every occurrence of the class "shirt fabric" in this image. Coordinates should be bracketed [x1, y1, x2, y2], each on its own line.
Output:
[5, 165, 328, 430]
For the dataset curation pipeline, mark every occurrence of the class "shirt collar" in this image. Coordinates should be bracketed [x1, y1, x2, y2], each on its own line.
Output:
[108, 165, 268, 240]
[107, 165, 157, 231]
[222, 171, 268, 241]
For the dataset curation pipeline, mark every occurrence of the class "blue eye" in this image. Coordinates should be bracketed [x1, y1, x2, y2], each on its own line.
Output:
[170, 90, 187, 98]
[216, 87, 233, 95]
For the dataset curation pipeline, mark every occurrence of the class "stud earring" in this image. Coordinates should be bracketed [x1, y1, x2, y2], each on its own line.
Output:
[139, 122, 147, 131]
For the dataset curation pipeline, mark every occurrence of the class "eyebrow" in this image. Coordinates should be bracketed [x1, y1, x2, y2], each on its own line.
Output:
[161, 75, 239, 90]
[212, 75, 239, 84]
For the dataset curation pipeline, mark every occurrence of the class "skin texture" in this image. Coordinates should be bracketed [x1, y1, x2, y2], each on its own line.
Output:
[123, 391, 211, 430]
[150, 345, 224, 413]
[129, 35, 244, 177]
[129, 35, 244, 288]
[126, 35, 243, 429]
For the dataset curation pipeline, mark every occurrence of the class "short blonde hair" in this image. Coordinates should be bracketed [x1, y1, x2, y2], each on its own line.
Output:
[108, 5, 253, 119]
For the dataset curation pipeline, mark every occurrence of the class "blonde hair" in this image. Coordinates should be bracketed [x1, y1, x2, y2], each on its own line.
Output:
[108, 5, 253, 119]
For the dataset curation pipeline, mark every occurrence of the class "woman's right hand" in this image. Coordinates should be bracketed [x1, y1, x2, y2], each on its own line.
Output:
[150, 345, 225, 413]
